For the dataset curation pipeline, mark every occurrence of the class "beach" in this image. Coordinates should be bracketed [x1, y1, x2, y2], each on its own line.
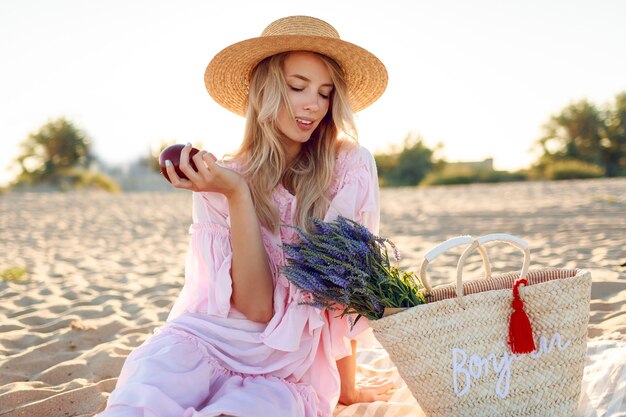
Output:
[1, 178, 625, 416]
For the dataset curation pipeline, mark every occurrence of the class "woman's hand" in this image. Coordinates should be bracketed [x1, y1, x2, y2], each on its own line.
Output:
[339, 376, 395, 405]
[164, 143, 246, 199]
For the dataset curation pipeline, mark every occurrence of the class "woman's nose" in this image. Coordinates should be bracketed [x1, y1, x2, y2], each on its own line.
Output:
[303, 95, 320, 112]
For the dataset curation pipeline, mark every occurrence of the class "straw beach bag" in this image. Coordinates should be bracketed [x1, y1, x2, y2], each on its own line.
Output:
[368, 234, 592, 417]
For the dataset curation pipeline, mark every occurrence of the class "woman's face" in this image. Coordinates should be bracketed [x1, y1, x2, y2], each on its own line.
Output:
[277, 52, 333, 154]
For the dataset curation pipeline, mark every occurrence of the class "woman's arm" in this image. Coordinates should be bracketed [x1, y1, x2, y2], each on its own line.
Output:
[336, 339, 395, 405]
[166, 145, 274, 323]
[337, 339, 359, 404]
[227, 186, 274, 322]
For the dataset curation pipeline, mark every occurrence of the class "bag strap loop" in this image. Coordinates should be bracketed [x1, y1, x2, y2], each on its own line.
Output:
[419, 235, 491, 293]
[455, 233, 531, 308]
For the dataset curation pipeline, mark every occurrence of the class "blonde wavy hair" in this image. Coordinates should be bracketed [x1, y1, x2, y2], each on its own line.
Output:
[227, 52, 357, 233]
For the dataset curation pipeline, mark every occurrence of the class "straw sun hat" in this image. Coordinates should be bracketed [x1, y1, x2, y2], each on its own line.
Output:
[204, 15, 388, 116]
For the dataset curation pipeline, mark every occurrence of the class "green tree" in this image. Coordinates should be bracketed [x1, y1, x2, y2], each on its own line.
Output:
[375, 133, 435, 186]
[603, 92, 626, 176]
[537, 99, 604, 166]
[14, 117, 93, 184]
[373, 153, 398, 185]
[532, 92, 626, 178]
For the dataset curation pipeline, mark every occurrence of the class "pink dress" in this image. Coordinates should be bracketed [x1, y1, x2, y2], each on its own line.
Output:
[96, 144, 380, 417]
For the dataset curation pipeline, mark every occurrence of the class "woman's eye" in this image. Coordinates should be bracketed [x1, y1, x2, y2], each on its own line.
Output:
[289, 86, 304, 92]
[319, 93, 330, 99]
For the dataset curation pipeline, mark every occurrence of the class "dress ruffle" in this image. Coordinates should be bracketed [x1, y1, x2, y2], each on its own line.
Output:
[103, 327, 321, 417]
[97, 143, 381, 417]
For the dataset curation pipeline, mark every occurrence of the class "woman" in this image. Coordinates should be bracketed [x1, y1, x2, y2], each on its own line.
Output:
[97, 15, 392, 417]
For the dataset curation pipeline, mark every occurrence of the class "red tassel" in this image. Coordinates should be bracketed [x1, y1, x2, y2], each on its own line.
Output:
[509, 279, 536, 354]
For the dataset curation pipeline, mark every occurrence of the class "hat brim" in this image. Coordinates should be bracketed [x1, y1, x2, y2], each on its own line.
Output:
[205, 35, 388, 116]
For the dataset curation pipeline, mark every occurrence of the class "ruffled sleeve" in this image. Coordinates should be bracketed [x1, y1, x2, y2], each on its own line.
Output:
[324, 145, 380, 234]
[167, 191, 233, 321]
[324, 144, 382, 358]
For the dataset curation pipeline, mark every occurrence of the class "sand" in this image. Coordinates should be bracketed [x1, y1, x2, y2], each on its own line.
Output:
[1, 178, 625, 416]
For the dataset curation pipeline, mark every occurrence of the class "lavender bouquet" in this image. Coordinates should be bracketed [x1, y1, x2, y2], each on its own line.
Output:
[281, 216, 427, 324]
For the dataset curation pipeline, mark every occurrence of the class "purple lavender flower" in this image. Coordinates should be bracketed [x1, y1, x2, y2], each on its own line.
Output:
[310, 217, 334, 235]
[324, 274, 351, 288]
[388, 240, 401, 262]
[283, 245, 305, 262]
[280, 216, 426, 322]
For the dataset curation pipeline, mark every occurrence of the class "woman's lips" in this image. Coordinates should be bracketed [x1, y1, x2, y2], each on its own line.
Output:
[295, 117, 315, 131]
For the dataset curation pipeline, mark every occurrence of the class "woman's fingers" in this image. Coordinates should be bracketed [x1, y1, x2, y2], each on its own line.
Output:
[355, 386, 393, 403]
[194, 151, 220, 183]
[355, 377, 395, 403]
[204, 152, 218, 163]
[162, 144, 225, 192]
[189, 149, 219, 173]
[179, 143, 201, 182]
[165, 160, 193, 189]
[374, 380, 395, 393]
[167, 144, 238, 194]
[360, 380, 395, 393]
[200, 152, 218, 173]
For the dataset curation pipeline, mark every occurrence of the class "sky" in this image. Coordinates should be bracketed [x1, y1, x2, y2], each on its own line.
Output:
[1, 0, 625, 185]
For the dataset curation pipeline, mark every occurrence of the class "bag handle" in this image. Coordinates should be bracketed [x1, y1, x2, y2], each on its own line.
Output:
[419, 235, 492, 292]
[454, 233, 531, 307]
